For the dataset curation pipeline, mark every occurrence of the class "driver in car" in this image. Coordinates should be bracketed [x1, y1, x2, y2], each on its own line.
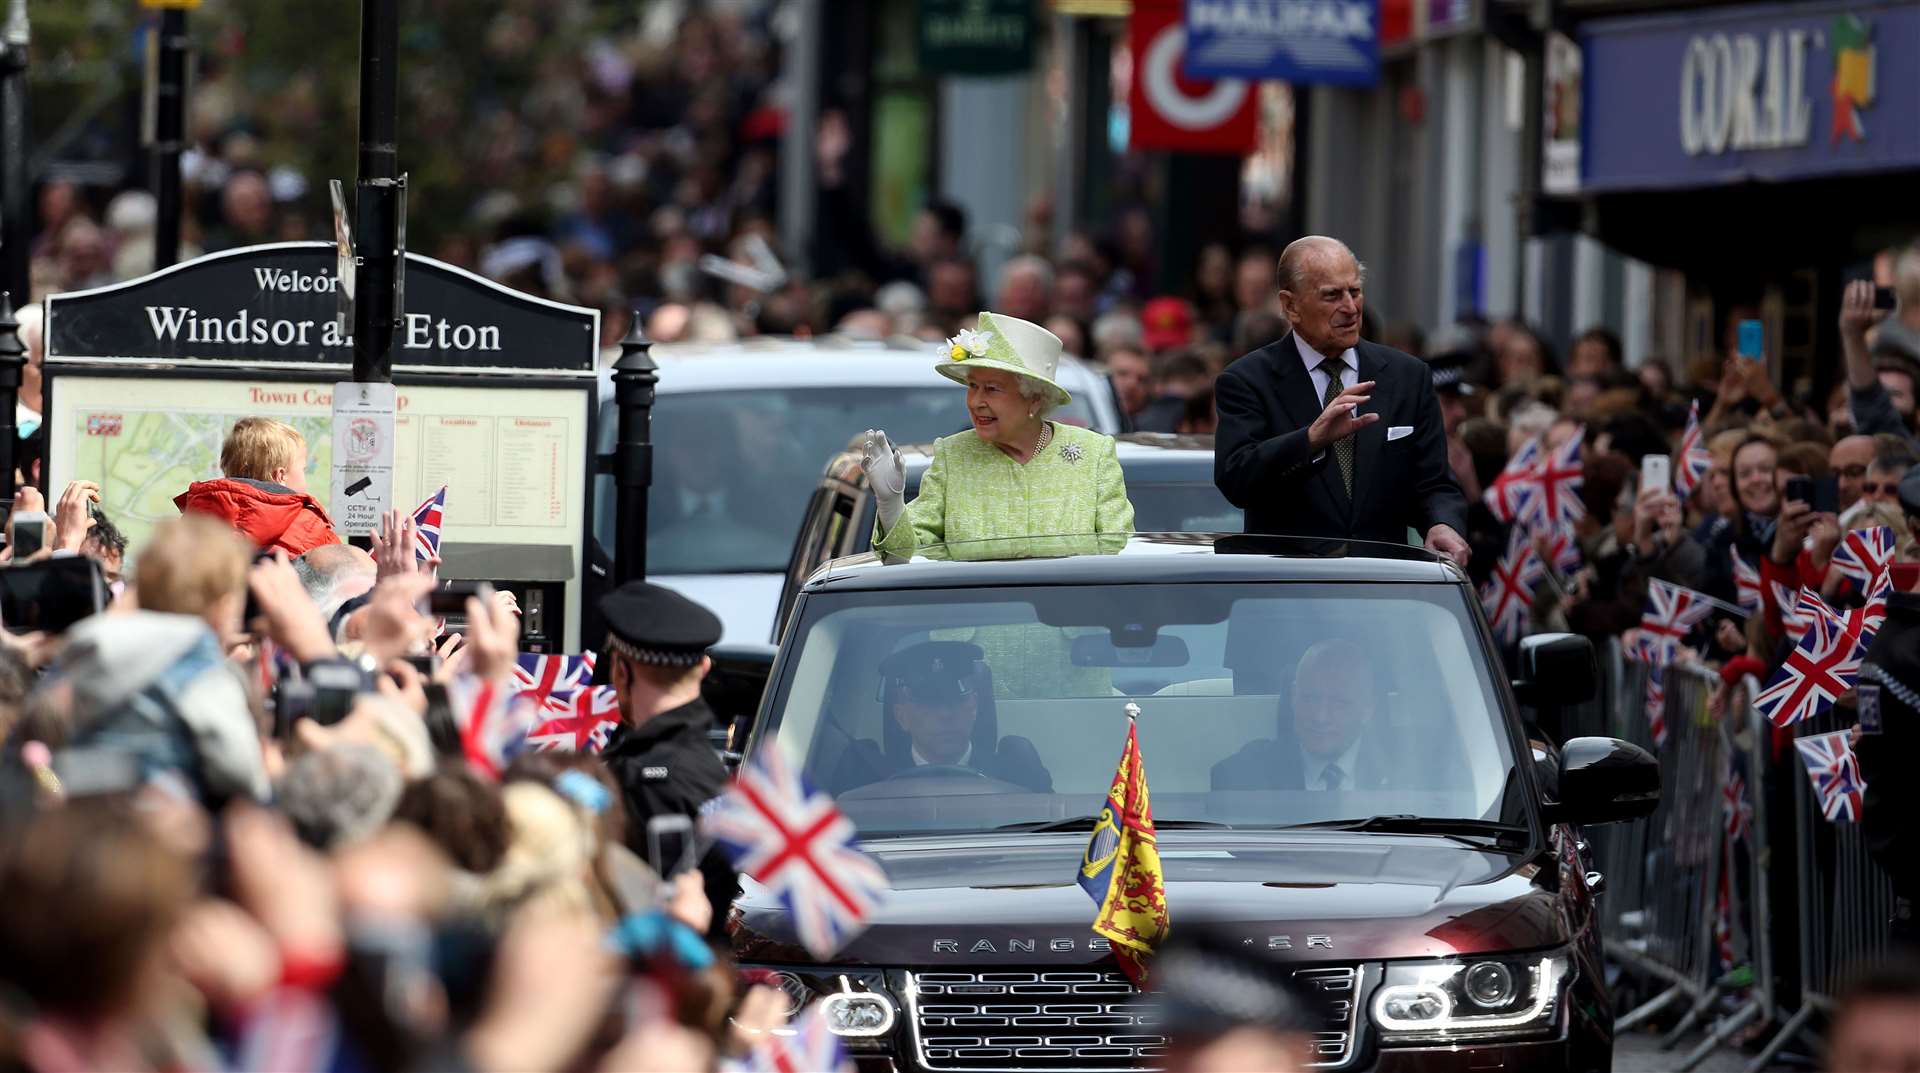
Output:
[1210, 638, 1401, 791]
[828, 641, 1054, 794]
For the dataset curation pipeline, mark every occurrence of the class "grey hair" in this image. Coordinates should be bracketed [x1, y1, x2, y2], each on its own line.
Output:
[279, 744, 403, 852]
[999, 254, 1055, 293]
[1277, 236, 1367, 294]
[1016, 375, 1059, 416]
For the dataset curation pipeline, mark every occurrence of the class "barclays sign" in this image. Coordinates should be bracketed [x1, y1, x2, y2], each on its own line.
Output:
[1580, 0, 1918, 193]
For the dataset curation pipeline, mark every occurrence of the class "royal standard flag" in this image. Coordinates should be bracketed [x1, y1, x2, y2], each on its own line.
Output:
[1077, 716, 1169, 987]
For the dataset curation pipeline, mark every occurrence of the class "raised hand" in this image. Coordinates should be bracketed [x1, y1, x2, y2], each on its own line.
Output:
[1307, 380, 1380, 453]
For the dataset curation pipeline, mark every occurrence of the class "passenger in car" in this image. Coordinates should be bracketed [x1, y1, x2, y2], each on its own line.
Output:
[857, 312, 1134, 564]
[826, 641, 1054, 794]
[1209, 639, 1402, 792]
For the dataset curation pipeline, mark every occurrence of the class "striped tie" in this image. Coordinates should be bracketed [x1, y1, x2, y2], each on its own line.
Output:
[1320, 359, 1354, 497]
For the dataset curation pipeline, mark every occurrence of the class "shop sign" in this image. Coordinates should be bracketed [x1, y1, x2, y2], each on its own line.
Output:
[1581, 0, 1918, 192]
[1183, 0, 1381, 87]
[920, 0, 1034, 77]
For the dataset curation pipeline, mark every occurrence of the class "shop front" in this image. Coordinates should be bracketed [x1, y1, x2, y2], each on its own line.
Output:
[1562, 0, 1920, 384]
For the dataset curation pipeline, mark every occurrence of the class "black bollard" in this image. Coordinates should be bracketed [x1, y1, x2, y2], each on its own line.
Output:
[612, 316, 657, 583]
[0, 291, 23, 511]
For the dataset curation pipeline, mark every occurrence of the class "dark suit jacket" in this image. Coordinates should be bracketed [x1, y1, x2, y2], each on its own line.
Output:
[828, 737, 1054, 795]
[1209, 736, 1398, 792]
[1214, 334, 1468, 544]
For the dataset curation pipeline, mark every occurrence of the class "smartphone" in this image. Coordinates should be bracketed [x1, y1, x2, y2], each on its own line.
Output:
[1736, 319, 1764, 362]
[50, 747, 144, 798]
[1811, 475, 1840, 515]
[428, 579, 492, 616]
[645, 814, 699, 879]
[1784, 474, 1814, 506]
[241, 549, 277, 630]
[1857, 681, 1883, 735]
[1875, 286, 1898, 311]
[8, 511, 47, 558]
[1640, 454, 1671, 495]
[0, 556, 107, 633]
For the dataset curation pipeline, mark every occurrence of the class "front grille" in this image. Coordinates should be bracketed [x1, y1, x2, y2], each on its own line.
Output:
[905, 966, 1363, 1071]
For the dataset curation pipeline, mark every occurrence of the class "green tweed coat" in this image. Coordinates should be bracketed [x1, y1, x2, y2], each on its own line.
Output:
[874, 422, 1135, 561]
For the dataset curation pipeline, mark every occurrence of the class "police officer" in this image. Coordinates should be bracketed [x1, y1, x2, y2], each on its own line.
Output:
[593, 581, 735, 940]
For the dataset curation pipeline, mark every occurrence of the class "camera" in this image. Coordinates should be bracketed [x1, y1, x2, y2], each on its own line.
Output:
[0, 556, 108, 633]
[270, 657, 369, 736]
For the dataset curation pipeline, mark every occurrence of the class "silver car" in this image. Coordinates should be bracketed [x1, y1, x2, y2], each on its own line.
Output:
[595, 335, 1120, 644]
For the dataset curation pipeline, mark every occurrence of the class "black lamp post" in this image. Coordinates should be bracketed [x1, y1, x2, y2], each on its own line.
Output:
[612, 317, 657, 583]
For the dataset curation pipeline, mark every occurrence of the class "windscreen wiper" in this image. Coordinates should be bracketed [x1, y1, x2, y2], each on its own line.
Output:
[1283, 814, 1529, 847]
[996, 816, 1234, 833]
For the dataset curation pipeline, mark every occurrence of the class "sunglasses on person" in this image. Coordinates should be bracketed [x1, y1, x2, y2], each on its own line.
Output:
[1834, 464, 1870, 479]
[1862, 480, 1897, 496]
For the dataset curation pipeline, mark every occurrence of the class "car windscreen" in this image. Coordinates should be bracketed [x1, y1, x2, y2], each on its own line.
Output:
[596, 386, 1100, 574]
[766, 582, 1519, 836]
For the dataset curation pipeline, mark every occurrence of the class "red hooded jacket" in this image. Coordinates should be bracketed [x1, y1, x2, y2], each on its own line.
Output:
[174, 478, 342, 556]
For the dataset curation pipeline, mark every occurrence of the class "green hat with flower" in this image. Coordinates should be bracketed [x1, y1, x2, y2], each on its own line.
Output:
[934, 311, 1073, 411]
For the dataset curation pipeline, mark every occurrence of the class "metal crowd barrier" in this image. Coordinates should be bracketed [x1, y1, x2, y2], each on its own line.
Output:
[1598, 655, 1739, 1072]
[1577, 636, 1904, 1072]
[1744, 706, 1901, 1072]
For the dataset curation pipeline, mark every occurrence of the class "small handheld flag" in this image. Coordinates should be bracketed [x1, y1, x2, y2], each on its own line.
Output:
[446, 672, 537, 779]
[702, 748, 887, 959]
[1077, 704, 1169, 988]
[1481, 531, 1544, 645]
[1674, 400, 1712, 498]
[1793, 731, 1866, 822]
[411, 485, 448, 562]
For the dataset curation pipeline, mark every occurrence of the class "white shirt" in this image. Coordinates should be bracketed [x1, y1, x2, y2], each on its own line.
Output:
[913, 743, 973, 768]
[1298, 337, 1359, 403]
[1301, 738, 1365, 791]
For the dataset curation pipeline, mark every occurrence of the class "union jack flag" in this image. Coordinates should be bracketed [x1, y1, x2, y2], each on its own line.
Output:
[1714, 863, 1738, 973]
[1832, 526, 1896, 590]
[446, 673, 537, 779]
[1722, 756, 1752, 844]
[1645, 663, 1668, 748]
[701, 747, 888, 959]
[513, 652, 597, 709]
[1638, 579, 1715, 666]
[1775, 581, 1818, 642]
[1520, 427, 1586, 534]
[411, 485, 448, 562]
[1733, 554, 1763, 615]
[1481, 531, 1545, 644]
[1483, 438, 1543, 524]
[1541, 526, 1582, 575]
[730, 1007, 852, 1073]
[1674, 399, 1713, 498]
[1754, 604, 1870, 727]
[1793, 730, 1867, 822]
[525, 686, 623, 753]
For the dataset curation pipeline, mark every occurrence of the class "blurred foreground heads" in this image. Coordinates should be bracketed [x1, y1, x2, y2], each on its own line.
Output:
[1149, 923, 1315, 1073]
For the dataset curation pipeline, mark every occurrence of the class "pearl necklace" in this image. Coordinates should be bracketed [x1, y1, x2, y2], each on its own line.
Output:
[1031, 421, 1053, 459]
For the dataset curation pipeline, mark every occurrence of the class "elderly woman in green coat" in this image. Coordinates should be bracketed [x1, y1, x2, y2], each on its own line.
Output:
[860, 311, 1136, 562]
[860, 312, 1135, 697]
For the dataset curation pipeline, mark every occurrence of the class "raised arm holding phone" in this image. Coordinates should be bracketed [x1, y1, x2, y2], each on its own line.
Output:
[1841, 279, 1920, 449]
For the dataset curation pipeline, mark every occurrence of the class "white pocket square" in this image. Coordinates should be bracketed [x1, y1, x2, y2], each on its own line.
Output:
[1387, 425, 1415, 441]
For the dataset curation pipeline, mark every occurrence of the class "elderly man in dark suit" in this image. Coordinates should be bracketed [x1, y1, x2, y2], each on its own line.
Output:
[1214, 237, 1470, 565]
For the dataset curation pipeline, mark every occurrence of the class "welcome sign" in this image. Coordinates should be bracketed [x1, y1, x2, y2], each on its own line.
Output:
[46, 242, 597, 373]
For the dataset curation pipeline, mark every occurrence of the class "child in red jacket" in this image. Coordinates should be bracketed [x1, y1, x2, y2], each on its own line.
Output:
[175, 417, 342, 556]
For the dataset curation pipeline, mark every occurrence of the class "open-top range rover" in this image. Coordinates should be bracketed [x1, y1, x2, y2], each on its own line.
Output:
[731, 534, 1657, 1072]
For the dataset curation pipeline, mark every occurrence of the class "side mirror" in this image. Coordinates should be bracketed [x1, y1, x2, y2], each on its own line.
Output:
[702, 643, 775, 766]
[1545, 736, 1660, 826]
[1511, 632, 1599, 708]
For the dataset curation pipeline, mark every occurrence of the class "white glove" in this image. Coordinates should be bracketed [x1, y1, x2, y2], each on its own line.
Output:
[860, 428, 906, 530]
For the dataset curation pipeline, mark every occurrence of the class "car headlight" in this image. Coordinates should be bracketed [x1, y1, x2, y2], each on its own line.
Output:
[1371, 953, 1570, 1043]
[741, 967, 899, 1045]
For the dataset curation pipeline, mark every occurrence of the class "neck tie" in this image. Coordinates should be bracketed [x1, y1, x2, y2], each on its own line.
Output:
[1321, 764, 1346, 791]
[1319, 358, 1355, 497]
